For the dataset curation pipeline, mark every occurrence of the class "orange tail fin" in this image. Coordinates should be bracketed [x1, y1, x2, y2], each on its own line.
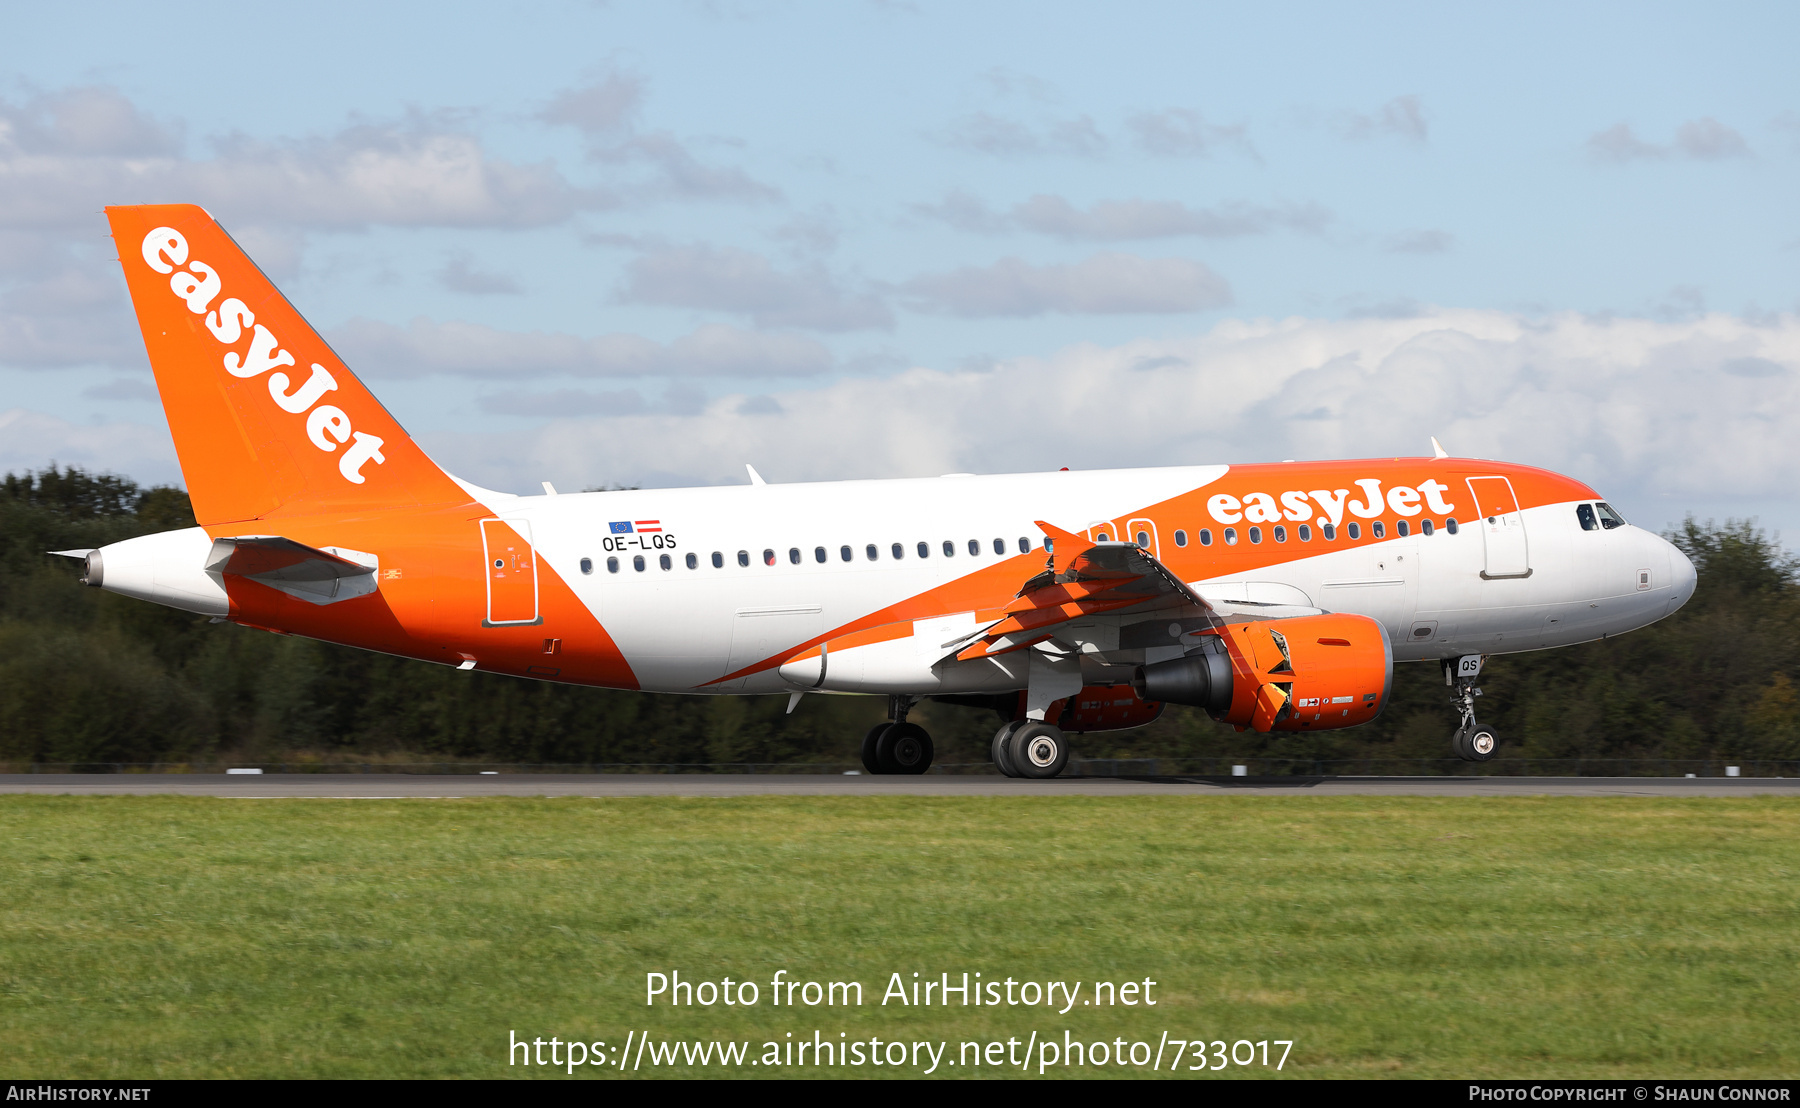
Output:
[106, 204, 469, 526]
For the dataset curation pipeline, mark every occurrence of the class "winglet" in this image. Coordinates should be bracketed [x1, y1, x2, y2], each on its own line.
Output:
[746, 464, 767, 486]
[1035, 520, 1091, 577]
[1430, 436, 1449, 459]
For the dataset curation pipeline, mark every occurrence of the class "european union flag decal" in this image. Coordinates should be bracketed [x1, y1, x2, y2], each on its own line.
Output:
[609, 521, 634, 534]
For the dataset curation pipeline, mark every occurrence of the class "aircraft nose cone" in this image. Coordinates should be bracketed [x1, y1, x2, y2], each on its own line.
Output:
[1665, 534, 1697, 613]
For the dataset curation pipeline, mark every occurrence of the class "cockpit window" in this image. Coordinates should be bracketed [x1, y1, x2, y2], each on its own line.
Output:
[1577, 504, 1598, 531]
[1595, 502, 1626, 529]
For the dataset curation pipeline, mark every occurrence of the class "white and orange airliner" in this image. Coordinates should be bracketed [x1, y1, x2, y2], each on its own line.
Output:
[63, 205, 1698, 775]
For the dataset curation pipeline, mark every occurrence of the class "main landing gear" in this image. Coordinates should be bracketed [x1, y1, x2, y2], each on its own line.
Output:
[991, 719, 1071, 779]
[860, 696, 935, 775]
[1445, 655, 1499, 763]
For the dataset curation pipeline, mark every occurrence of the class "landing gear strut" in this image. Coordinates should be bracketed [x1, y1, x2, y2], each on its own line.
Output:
[1445, 655, 1499, 763]
[860, 695, 935, 775]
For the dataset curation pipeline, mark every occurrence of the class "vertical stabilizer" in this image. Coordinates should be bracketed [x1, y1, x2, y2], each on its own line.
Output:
[106, 204, 468, 525]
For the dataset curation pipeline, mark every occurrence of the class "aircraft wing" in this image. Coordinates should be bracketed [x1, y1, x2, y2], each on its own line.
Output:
[945, 520, 1221, 662]
[204, 535, 379, 606]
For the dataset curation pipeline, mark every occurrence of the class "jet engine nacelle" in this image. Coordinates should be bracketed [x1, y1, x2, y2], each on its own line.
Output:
[1048, 684, 1166, 733]
[1133, 613, 1393, 733]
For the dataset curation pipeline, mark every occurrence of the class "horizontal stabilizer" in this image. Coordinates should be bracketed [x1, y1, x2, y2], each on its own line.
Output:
[205, 535, 379, 606]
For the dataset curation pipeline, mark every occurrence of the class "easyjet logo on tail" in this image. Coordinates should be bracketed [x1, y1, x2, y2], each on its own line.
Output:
[1208, 479, 1457, 526]
[139, 227, 386, 485]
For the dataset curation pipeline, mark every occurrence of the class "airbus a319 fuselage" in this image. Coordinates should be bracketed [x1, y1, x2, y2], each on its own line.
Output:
[69, 205, 1696, 776]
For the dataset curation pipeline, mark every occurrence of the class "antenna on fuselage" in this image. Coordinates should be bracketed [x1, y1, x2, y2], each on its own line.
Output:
[746, 464, 767, 486]
[1430, 436, 1450, 459]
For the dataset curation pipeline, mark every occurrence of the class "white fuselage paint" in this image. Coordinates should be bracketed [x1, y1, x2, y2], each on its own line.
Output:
[467, 466, 1695, 695]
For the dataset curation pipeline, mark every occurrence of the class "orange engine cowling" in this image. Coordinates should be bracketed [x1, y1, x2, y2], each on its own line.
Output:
[1133, 613, 1392, 732]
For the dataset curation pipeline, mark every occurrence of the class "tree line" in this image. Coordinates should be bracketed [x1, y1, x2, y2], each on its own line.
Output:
[1, 465, 1794, 768]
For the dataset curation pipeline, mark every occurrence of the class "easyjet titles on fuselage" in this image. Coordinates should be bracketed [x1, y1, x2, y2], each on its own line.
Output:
[1207, 479, 1457, 528]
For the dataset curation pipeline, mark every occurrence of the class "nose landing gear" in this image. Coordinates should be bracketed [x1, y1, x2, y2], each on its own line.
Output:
[1445, 655, 1499, 763]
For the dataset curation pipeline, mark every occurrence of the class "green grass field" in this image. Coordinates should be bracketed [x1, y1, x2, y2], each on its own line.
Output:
[1, 795, 1796, 1079]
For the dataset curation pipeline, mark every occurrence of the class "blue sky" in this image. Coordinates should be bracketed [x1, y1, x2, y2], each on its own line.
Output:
[3, 2, 1798, 535]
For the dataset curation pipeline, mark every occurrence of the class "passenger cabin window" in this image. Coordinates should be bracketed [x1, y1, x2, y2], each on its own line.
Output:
[660, 554, 672, 570]
[580, 557, 593, 575]
[1577, 503, 1598, 531]
[686, 553, 698, 569]
[787, 548, 800, 565]
[866, 544, 879, 561]
[763, 549, 776, 566]
[738, 550, 750, 567]
[606, 556, 620, 573]
[943, 540, 955, 557]
[916, 541, 929, 559]
[968, 539, 979, 555]
[1372, 521, 1386, 539]
[633, 555, 646, 572]
[1322, 524, 1337, 540]
[712, 551, 724, 568]
[841, 545, 853, 562]
[993, 538, 1005, 555]
[1134, 530, 1149, 547]
[1421, 519, 1434, 536]
[1199, 528, 1213, 546]
[814, 546, 827, 563]
[892, 543, 905, 560]
[1248, 526, 1262, 544]
[1298, 524, 1312, 541]
[1396, 520, 1409, 537]
[1445, 518, 1459, 535]
[1224, 528, 1238, 546]
[1174, 529, 1188, 547]
[1347, 523, 1361, 540]
[1017, 537, 1030, 553]
[1096, 530, 1110, 542]
[1273, 525, 1287, 543]
[1596, 502, 1626, 529]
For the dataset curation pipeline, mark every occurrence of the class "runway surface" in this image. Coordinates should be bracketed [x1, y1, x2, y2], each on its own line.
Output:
[1, 774, 1796, 798]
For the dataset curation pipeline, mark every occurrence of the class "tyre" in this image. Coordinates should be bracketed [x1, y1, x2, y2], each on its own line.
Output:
[1011, 722, 1070, 779]
[1465, 725, 1499, 762]
[860, 722, 891, 774]
[877, 721, 934, 775]
[991, 720, 1025, 777]
[1452, 727, 1473, 761]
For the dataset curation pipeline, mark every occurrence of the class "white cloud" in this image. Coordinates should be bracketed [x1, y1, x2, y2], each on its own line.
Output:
[619, 245, 892, 330]
[1384, 229, 1454, 254]
[940, 111, 1108, 157]
[1124, 109, 1252, 158]
[439, 254, 522, 295]
[904, 253, 1233, 317]
[1341, 95, 1428, 143]
[330, 317, 835, 379]
[541, 75, 779, 201]
[409, 310, 1800, 533]
[538, 73, 645, 134]
[1589, 117, 1750, 162]
[914, 193, 1326, 241]
[0, 408, 178, 486]
[0, 88, 610, 232]
[1010, 195, 1327, 240]
[1675, 117, 1750, 159]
